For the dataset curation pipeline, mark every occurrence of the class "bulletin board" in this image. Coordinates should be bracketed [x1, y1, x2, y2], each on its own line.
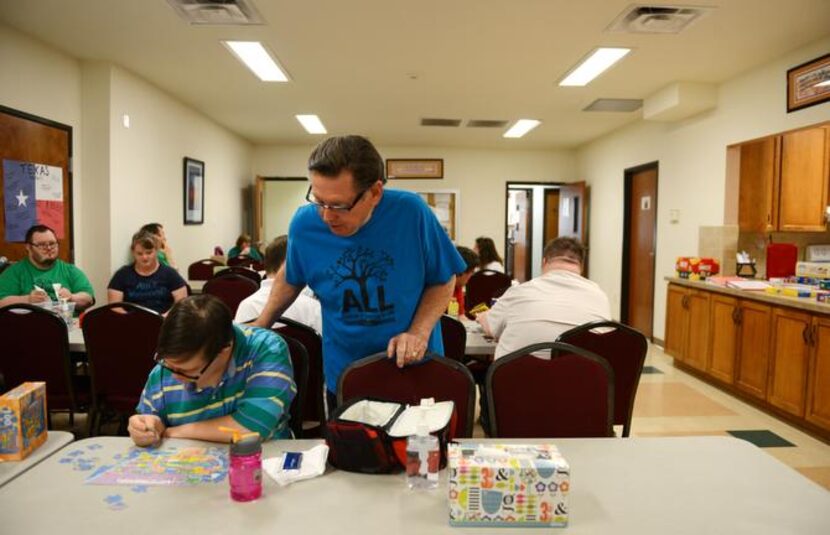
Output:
[417, 189, 459, 242]
[0, 105, 73, 262]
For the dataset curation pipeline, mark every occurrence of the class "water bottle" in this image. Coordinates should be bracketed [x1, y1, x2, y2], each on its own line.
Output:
[406, 424, 439, 490]
[229, 433, 263, 502]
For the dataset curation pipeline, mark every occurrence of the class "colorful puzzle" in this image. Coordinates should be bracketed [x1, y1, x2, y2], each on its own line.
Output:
[0, 382, 48, 461]
[84, 446, 229, 486]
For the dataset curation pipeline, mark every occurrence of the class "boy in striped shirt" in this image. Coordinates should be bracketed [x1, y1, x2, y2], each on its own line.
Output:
[128, 294, 296, 446]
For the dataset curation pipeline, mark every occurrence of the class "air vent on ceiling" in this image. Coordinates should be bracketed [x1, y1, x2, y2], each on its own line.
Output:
[466, 120, 509, 128]
[421, 118, 462, 127]
[583, 98, 643, 112]
[607, 4, 713, 34]
[167, 0, 264, 25]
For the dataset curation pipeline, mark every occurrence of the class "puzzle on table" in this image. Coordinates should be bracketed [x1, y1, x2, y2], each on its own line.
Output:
[85, 446, 229, 486]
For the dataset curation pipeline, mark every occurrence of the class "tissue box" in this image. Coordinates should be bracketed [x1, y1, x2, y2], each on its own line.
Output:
[0, 382, 48, 461]
[448, 443, 570, 528]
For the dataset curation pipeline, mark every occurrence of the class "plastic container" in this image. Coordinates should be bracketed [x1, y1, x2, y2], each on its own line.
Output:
[405, 424, 439, 490]
[229, 434, 263, 502]
[447, 297, 459, 317]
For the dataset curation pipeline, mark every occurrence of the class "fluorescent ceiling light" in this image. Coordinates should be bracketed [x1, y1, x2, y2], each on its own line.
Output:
[296, 115, 327, 134]
[222, 41, 289, 82]
[559, 47, 631, 87]
[503, 119, 541, 138]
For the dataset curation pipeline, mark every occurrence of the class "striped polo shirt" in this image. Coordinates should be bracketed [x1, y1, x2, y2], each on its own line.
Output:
[136, 324, 296, 440]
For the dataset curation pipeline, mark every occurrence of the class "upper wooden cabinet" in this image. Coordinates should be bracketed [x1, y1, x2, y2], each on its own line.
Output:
[738, 124, 830, 233]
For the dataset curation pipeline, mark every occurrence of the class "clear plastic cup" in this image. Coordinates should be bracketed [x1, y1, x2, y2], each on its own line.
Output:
[58, 301, 75, 326]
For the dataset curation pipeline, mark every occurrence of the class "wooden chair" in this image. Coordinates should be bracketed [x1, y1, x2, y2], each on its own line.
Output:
[485, 342, 614, 438]
[273, 317, 326, 437]
[202, 274, 259, 316]
[338, 352, 476, 438]
[464, 269, 512, 319]
[557, 321, 648, 437]
[81, 303, 163, 435]
[214, 266, 262, 284]
[187, 258, 224, 281]
[227, 256, 264, 271]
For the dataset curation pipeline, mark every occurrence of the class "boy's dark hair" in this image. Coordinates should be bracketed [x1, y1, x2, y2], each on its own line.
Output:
[543, 236, 585, 264]
[308, 135, 386, 190]
[235, 234, 251, 248]
[131, 231, 157, 251]
[140, 223, 163, 236]
[264, 235, 288, 275]
[475, 236, 503, 268]
[157, 294, 234, 362]
[456, 246, 479, 274]
[25, 224, 56, 244]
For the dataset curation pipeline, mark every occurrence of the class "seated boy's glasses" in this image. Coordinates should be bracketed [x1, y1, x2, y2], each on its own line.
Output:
[153, 353, 212, 381]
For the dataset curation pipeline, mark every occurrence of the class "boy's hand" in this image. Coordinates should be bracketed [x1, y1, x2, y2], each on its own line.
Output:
[128, 414, 165, 447]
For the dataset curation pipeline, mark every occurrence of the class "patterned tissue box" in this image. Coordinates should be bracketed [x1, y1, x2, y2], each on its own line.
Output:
[448, 443, 570, 528]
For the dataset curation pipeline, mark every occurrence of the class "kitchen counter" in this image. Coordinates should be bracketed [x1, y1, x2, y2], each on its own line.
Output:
[665, 277, 830, 315]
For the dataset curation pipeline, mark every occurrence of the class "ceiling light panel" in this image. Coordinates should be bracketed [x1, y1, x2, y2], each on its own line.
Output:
[296, 115, 327, 134]
[503, 119, 541, 138]
[222, 41, 289, 82]
[559, 47, 631, 87]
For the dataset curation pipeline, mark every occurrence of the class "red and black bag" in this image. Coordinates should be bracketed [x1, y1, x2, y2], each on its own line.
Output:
[325, 397, 456, 474]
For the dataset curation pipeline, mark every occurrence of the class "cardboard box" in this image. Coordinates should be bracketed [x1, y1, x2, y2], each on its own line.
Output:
[0, 382, 48, 461]
[448, 443, 570, 527]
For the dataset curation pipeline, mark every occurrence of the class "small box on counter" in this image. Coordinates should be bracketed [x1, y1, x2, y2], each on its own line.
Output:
[796, 262, 830, 279]
[676, 257, 720, 281]
[448, 443, 570, 528]
[0, 382, 48, 461]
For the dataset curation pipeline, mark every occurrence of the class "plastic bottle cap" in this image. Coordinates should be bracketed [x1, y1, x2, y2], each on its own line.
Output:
[230, 434, 261, 456]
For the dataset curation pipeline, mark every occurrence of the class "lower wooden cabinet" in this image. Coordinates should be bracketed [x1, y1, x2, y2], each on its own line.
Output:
[664, 285, 710, 370]
[735, 301, 772, 400]
[708, 295, 739, 383]
[806, 316, 830, 429]
[768, 308, 811, 417]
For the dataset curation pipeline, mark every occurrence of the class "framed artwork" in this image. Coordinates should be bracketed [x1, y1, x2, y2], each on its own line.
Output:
[387, 159, 444, 179]
[183, 157, 204, 225]
[417, 189, 459, 241]
[787, 53, 830, 112]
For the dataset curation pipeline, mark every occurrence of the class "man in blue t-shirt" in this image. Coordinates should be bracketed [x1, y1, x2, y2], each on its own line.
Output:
[253, 135, 466, 401]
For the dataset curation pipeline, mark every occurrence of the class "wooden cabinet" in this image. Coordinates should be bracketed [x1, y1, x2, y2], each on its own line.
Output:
[735, 301, 772, 400]
[807, 316, 830, 429]
[779, 126, 830, 231]
[665, 285, 687, 360]
[664, 285, 709, 369]
[738, 137, 779, 233]
[767, 308, 811, 416]
[708, 294, 739, 383]
[737, 124, 830, 232]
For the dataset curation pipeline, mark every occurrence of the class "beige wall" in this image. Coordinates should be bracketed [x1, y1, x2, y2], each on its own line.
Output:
[253, 144, 576, 253]
[578, 35, 830, 340]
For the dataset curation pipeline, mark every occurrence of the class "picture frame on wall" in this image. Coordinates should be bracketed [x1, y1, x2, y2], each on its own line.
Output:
[417, 189, 459, 241]
[386, 159, 444, 179]
[183, 157, 204, 225]
[787, 53, 830, 112]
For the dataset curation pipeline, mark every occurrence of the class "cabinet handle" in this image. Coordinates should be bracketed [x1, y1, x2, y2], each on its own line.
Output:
[736, 308, 742, 326]
[731, 308, 738, 324]
[811, 325, 818, 347]
[802, 325, 810, 345]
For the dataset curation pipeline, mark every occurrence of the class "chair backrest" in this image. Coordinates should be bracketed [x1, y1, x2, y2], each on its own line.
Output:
[276, 332, 309, 439]
[187, 258, 225, 281]
[338, 353, 476, 438]
[81, 303, 163, 414]
[465, 269, 512, 318]
[440, 314, 467, 362]
[273, 317, 325, 437]
[0, 304, 75, 410]
[557, 321, 648, 436]
[486, 342, 614, 438]
[227, 256, 264, 271]
[202, 274, 259, 316]
[214, 266, 261, 284]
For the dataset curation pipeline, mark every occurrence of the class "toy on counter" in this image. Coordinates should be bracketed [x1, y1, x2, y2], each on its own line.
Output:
[675, 257, 720, 281]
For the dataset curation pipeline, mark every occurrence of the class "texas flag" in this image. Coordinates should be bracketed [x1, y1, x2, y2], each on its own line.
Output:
[3, 159, 64, 242]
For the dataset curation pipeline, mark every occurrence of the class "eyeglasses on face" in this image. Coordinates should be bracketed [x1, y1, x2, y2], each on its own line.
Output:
[305, 185, 370, 213]
[29, 241, 58, 250]
[153, 352, 213, 381]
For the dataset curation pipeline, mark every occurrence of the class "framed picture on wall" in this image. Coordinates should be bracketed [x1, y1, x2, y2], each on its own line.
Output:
[183, 157, 204, 225]
[787, 53, 830, 112]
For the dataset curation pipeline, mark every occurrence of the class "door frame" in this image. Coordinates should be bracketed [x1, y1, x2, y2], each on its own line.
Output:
[620, 161, 659, 337]
[504, 181, 563, 279]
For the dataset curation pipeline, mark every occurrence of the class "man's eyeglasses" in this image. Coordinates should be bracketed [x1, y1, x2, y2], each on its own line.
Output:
[29, 241, 58, 250]
[305, 185, 370, 213]
[153, 352, 212, 381]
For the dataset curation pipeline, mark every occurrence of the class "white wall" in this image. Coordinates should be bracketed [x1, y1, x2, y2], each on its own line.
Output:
[262, 180, 308, 241]
[253, 145, 576, 253]
[578, 35, 830, 340]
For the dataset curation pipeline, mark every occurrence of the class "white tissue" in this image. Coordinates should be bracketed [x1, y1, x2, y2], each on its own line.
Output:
[263, 444, 328, 487]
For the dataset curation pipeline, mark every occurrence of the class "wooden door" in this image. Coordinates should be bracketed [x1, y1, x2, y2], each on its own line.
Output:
[510, 189, 532, 282]
[253, 176, 264, 244]
[735, 301, 772, 399]
[779, 126, 830, 231]
[738, 137, 779, 232]
[708, 294, 738, 384]
[807, 316, 830, 430]
[542, 189, 560, 246]
[664, 284, 688, 360]
[0, 106, 73, 261]
[684, 289, 710, 372]
[625, 166, 657, 338]
[767, 308, 811, 417]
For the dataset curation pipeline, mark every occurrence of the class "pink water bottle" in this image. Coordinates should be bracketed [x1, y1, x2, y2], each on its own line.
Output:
[229, 434, 262, 502]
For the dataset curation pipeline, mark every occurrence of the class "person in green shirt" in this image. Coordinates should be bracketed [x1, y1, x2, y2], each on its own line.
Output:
[0, 224, 95, 310]
[228, 233, 263, 262]
[140, 222, 176, 269]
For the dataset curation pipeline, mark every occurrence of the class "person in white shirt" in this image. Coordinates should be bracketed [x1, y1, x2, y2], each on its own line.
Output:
[474, 236, 504, 273]
[234, 235, 322, 334]
[477, 236, 610, 360]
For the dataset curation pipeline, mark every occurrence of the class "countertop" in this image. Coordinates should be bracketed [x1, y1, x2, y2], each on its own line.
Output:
[666, 277, 830, 315]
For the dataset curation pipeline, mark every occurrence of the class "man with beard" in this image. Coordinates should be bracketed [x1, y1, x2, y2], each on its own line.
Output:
[0, 224, 94, 309]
